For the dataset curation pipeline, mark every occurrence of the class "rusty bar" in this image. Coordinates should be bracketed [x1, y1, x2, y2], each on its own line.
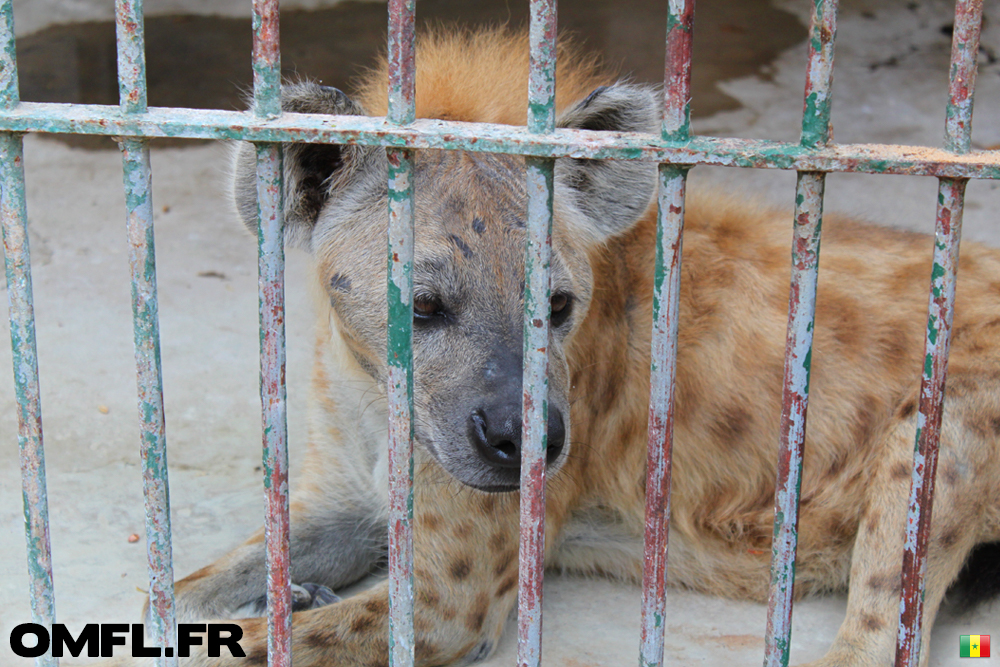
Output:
[763, 171, 826, 667]
[115, 0, 147, 114]
[661, 0, 694, 142]
[519, 155, 552, 667]
[764, 2, 837, 664]
[638, 165, 688, 667]
[894, 2, 981, 665]
[800, 0, 838, 149]
[256, 141, 291, 667]
[0, 3, 57, 666]
[119, 138, 177, 667]
[527, 0, 557, 134]
[386, 147, 416, 667]
[387, 0, 416, 126]
[385, 0, 416, 665]
[0, 0, 17, 108]
[1, 60, 58, 667]
[252, 0, 281, 119]
[638, 2, 693, 665]
[252, 1, 291, 665]
[0, 104, 999, 178]
[518, 2, 557, 666]
[115, 1, 177, 663]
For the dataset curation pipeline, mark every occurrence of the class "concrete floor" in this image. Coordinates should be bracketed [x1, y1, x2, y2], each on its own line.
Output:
[2, 0, 1000, 665]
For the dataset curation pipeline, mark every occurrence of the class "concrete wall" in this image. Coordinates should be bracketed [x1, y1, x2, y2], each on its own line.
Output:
[12, 0, 382, 36]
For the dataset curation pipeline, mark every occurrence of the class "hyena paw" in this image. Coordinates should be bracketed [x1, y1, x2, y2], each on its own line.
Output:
[234, 583, 341, 617]
[294, 582, 341, 609]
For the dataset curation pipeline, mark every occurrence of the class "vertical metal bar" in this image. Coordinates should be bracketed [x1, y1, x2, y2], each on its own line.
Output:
[115, 2, 177, 664]
[894, 2, 981, 665]
[252, 1, 291, 666]
[0, 4, 57, 666]
[638, 2, 693, 666]
[386, 1, 416, 666]
[763, 171, 826, 667]
[519, 2, 556, 667]
[764, 2, 837, 665]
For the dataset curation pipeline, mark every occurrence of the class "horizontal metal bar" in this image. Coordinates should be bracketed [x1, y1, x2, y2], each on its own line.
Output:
[0, 103, 997, 177]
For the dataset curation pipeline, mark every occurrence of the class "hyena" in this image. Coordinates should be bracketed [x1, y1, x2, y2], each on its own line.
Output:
[121, 29, 1000, 666]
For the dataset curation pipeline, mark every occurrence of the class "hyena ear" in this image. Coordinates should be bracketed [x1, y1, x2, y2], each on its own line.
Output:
[232, 81, 371, 249]
[555, 83, 659, 243]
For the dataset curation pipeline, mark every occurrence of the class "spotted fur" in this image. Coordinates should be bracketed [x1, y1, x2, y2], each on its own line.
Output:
[108, 28, 1000, 667]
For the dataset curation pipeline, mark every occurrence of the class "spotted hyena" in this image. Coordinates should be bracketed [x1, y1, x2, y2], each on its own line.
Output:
[117, 29, 1000, 666]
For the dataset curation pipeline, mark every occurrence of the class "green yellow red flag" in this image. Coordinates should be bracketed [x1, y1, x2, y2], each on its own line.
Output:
[960, 635, 991, 658]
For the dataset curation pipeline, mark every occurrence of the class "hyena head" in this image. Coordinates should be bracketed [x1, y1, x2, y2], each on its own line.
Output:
[234, 81, 658, 492]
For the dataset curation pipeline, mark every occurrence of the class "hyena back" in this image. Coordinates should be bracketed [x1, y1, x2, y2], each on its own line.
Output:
[123, 28, 1000, 667]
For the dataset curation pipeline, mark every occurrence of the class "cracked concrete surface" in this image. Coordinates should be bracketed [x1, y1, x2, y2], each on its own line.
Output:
[2, 0, 1000, 665]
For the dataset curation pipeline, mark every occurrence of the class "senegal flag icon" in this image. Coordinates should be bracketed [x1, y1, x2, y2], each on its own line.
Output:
[960, 635, 991, 658]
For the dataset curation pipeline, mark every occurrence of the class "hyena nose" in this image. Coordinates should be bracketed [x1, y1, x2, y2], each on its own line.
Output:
[468, 406, 565, 469]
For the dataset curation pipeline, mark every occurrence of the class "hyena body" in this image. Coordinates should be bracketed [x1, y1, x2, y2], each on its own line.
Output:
[129, 30, 1000, 666]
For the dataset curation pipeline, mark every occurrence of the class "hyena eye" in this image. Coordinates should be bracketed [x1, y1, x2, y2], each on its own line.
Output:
[550, 293, 574, 328]
[413, 296, 447, 323]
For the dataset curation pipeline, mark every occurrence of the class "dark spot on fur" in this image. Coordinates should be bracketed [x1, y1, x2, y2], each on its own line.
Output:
[868, 573, 902, 595]
[453, 521, 474, 539]
[421, 513, 442, 531]
[715, 406, 753, 445]
[496, 573, 518, 598]
[442, 606, 457, 621]
[505, 212, 526, 229]
[941, 462, 961, 487]
[472, 217, 486, 234]
[350, 615, 377, 633]
[465, 593, 490, 633]
[891, 461, 911, 480]
[489, 531, 508, 551]
[481, 496, 498, 513]
[450, 557, 472, 581]
[303, 629, 342, 650]
[448, 234, 474, 259]
[364, 597, 389, 615]
[329, 273, 352, 292]
[494, 551, 515, 578]
[861, 613, 885, 632]
[939, 527, 961, 549]
[992, 416, 1000, 437]
[898, 400, 917, 419]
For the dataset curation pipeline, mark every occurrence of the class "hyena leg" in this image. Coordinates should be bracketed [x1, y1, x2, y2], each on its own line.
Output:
[807, 377, 1000, 667]
[165, 484, 387, 623]
[143, 464, 568, 667]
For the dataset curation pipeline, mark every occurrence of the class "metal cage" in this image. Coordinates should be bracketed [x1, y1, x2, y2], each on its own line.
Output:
[2, 0, 996, 666]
